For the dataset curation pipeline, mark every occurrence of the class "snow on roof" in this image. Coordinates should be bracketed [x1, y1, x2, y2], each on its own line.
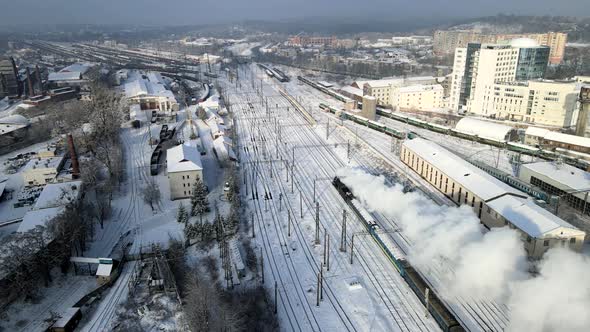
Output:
[124, 72, 176, 102]
[60, 63, 92, 74]
[524, 126, 550, 138]
[403, 138, 523, 201]
[17, 206, 65, 232]
[34, 181, 83, 210]
[486, 195, 583, 238]
[0, 114, 30, 125]
[455, 117, 514, 142]
[398, 84, 443, 94]
[48, 71, 82, 82]
[167, 144, 203, 173]
[22, 155, 64, 172]
[213, 136, 236, 161]
[364, 78, 404, 88]
[96, 263, 113, 277]
[340, 86, 364, 97]
[510, 38, 539, 48]
[521, 162, 590, 191]
[544, 131, 590, 149]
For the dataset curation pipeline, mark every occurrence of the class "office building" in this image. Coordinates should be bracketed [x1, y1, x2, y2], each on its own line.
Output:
[474, 80, 580, 127]
[450, 40, 550, 114]
[433, 30, 567, 64]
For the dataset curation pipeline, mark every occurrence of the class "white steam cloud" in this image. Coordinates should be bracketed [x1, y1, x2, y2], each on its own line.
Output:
[337, 167, 590, 331]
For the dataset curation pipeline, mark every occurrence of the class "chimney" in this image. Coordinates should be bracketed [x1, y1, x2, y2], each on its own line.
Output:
[67, 134, 81, 179]
[576, 86, 590, 137]
[26, 67, 35, 97]
[35, 65, 43, 94]
[10, 57, 21, 97]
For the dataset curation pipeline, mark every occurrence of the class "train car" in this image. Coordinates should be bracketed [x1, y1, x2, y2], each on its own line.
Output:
[507, 141, 541, 154]
[428, 123, 451, 134]
[332, 176, 464, 332]
[400, 261, 465, 332]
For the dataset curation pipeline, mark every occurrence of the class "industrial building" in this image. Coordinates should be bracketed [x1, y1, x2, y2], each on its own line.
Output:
[519, 161, 590, 215]
[450, 39, 550, 114]
[48, 63, 93, 89]
[125, 72, 179, 114]
[0, 115, 30, 137]
[167, 144, 203, 200]
[433, 30, 567, 64]
[22, 155, 65, 186]
[361, 95, 377, 120]
[524, 127, 590, 154]
[395, 84, 444, 111]
[401, 137, 585, 258]
[473, 80, 580, 127]
[17, 180, 83, 232]
[0, 56, 20, 97]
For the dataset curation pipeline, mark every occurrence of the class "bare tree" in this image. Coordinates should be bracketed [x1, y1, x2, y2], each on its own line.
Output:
[141, 180, 162, 212]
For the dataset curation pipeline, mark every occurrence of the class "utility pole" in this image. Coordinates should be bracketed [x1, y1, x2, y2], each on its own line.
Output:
[274, 281, 278, 314]
[340, 210, 347, 252]
[313, 177, 316, 203]
[288, 211, 291, 237]
[261, 248, 265, 284]
[251, 213, 255, 238]
[279, 193, 283, 211]
[320, 265, 324, 301]
[326, 119, 329, 140]
[323, 230, 327, 266]
[326, 233, 330, 271]
[300, 190, 303, 218]
[350, 234, 355, 264]
[315, 202, 320, 244]
[316, 272, 321, 307]
[347, 140, 350, 160]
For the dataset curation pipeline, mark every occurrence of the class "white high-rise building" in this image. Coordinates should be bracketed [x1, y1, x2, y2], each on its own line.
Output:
[450, 39, 549, 115]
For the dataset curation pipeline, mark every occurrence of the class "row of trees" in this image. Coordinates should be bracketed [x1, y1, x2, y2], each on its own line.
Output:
[1, 200, 91, 300]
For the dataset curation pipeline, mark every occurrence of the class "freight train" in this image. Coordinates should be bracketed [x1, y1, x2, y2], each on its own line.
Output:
[332, 176, 465, 332]
[297, 76, 354, 104]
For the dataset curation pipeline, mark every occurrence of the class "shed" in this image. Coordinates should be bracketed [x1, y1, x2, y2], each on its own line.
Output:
[454, 117, 516, 142]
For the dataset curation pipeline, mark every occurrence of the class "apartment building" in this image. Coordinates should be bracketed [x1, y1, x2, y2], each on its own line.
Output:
[450, 40, 549, 114]
[394, 84, 444, 111]
[475, 80, 580, 127]
[433, 30, 567, 64]
[359, 76, 442, 110]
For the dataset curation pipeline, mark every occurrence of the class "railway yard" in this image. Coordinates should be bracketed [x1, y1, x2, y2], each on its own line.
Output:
[1, 37, 589, 332]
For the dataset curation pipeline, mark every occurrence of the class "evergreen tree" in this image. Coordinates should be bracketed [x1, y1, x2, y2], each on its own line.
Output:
[190, 178, 210, 222]
[177, 202, 189, 223]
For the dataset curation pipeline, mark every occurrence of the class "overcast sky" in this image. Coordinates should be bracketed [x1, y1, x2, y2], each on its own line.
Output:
[0, 0, 588, 25]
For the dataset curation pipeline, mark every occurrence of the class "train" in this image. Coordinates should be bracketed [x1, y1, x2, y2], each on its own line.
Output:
[297, 76, 354, 104]
[299, 74, 590, 170]
[319, 103, 406, 139]
[332, 177, 465, 332]
[151, 124, 177, 175]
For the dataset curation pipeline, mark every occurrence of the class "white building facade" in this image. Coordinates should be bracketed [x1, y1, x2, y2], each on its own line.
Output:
[167, 144, 203, 200]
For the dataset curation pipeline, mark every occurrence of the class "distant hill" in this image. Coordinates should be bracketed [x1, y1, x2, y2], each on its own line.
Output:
[435, 15, 590, 42]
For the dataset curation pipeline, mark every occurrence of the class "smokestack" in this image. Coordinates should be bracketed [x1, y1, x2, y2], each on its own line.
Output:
[10, 57, 21, 97]
[35, 65, 42, 94]
[576, 86, 590, 137]
[26, 67, 35, 97]
[67, 134, 81, 179]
